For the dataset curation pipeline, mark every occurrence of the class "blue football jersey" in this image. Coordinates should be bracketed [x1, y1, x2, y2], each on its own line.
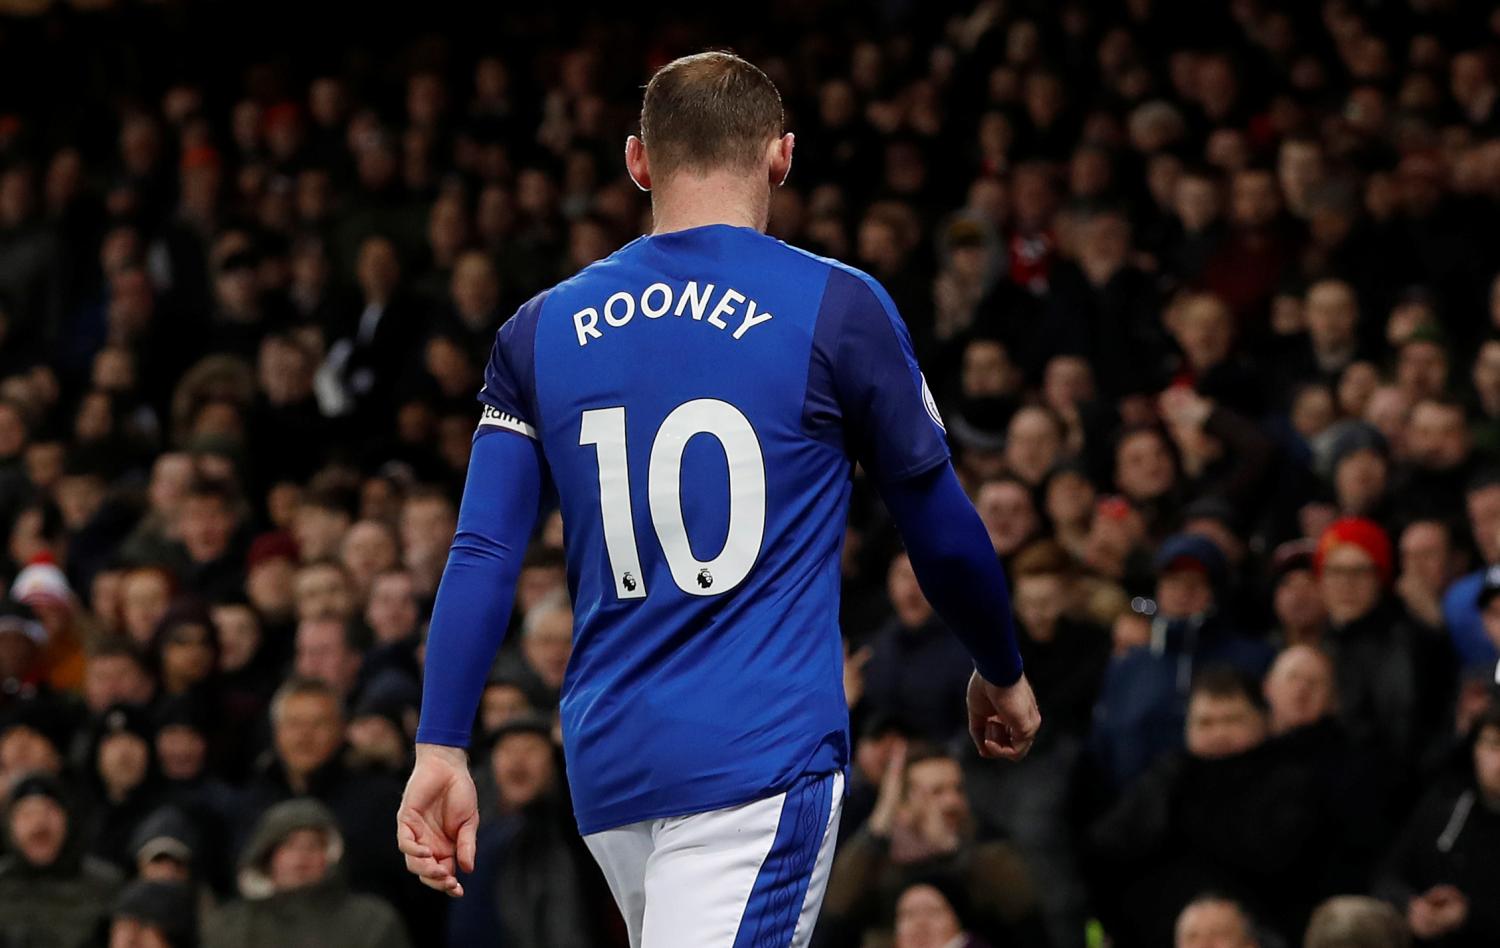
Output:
[480, 223, 949, 834]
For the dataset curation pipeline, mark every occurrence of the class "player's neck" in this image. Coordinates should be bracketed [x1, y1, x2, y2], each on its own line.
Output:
[649, 173, 768, 236]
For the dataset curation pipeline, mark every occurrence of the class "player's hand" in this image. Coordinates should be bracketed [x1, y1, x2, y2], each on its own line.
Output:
[397, 743, 479, 898]
[967, 670, 1040, 762]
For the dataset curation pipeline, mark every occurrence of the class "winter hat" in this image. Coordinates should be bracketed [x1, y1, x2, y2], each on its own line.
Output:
[1269, 538, 1318, 583]
[8, 772, 66, 809]
[10, 556, 73, 611]
[112, 880, 198, 947]
[92, 703, 155, 746]
[351, 669, 420, 736]
[1326, 422, 1388, 475]
[0, 695, 78, 756]
[151, 694, 212, 735]
[1315, 517, 1393, 586]
[129, 806, 200, 868]
[1153, 532, 1229, 591]
[1180, 495, 1239, 533]
[246, 531, 299, 572]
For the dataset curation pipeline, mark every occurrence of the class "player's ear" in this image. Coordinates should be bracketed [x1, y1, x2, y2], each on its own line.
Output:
[625, 135, 651, 192]
[769, 132, 794, 188]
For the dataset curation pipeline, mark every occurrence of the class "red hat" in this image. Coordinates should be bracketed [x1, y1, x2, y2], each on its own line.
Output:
[10, 554, 73, 612]
[1315, 517, 1392, 586]
[246, 531, 299, 572]
[263, 102, 301, 131]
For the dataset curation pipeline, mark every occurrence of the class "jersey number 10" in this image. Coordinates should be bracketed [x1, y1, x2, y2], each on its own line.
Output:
[580, 399, 766, 600]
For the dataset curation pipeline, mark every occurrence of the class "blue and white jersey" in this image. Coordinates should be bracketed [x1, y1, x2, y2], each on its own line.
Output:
[479, 223, 949, 834]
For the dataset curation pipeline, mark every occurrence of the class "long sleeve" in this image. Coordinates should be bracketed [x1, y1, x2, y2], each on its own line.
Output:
[877, 462, 1024, 685]
[415, 430, 545, 746]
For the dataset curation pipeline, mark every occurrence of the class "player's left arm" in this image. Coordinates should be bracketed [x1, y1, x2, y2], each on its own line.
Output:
[819, 267, 1038, 760]
[876, 463, 1040, 761]
[878, 463, 1022, 685]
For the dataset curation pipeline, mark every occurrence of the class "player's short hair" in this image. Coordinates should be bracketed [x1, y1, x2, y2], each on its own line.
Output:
[639, 51, 783, 182]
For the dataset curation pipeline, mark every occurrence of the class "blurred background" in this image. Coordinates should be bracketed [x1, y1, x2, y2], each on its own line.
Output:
[0, 1, 1496, 946]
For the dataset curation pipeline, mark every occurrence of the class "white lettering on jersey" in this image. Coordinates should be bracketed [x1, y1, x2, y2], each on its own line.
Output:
[574, 308, 602, 346]
[571, 282, 775, 347]
[641, 283, 673, 318]
[676, 281, 715, 320]
[706, 288, 744, 329]
[477, 404, 537, 439]
[604, 291, 636, 327]
[732, 299, 773, 339]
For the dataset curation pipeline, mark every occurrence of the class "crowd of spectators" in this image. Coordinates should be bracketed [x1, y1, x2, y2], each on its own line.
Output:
[0, 0, 1499, 945]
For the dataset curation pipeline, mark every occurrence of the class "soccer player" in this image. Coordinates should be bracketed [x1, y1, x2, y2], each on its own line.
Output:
[397, 51, 1040, 947]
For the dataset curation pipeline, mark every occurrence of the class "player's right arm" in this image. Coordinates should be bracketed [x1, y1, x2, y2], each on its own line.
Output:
[398, 427, 544, 896]
[817, 267, 1039, 760]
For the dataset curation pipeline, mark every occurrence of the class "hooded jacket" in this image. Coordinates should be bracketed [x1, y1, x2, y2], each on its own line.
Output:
[204, 798, 411, 948]
[0, 775, 123, 948]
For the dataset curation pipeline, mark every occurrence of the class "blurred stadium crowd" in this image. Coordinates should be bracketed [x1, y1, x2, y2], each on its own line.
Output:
[0, 0, 1498, 946]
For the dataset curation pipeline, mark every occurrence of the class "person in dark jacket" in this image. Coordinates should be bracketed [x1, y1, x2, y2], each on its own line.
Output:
[1315, 517, 1454, 762]
[0, 772, 123, 948]
[446, 714, 602, 948]
[861, 552, 976, 744]
[205, 798, 410, 948]
[1091, 533, 1274, 788]
[1040, 203, 1167, 402]
[1389, 396, 1473, 526]
[81, 702, 165, 872]
[152, 694, 243, 892]
[1263, 644, 1403, 893]
[1090, 668, 1322, 948]
[1375, 705, 1500, 946]
[967, 539, 1105, 948]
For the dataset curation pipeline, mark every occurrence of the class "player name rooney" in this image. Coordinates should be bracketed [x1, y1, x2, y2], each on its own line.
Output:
[571, 280, 774, 347]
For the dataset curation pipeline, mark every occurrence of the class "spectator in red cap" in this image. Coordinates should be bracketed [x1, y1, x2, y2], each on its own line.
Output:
[244, 532, 298, 647]
[1316, 518, 1454, 760]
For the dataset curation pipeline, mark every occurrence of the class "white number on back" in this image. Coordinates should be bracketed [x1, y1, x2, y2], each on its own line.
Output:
[579, 399, 766, 598]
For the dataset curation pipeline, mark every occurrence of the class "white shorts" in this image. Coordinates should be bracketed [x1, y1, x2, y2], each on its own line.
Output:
[583, 771, 844, 948]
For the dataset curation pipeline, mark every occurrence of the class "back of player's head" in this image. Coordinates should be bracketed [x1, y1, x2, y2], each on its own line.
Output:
[639, 51, 783, 182]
